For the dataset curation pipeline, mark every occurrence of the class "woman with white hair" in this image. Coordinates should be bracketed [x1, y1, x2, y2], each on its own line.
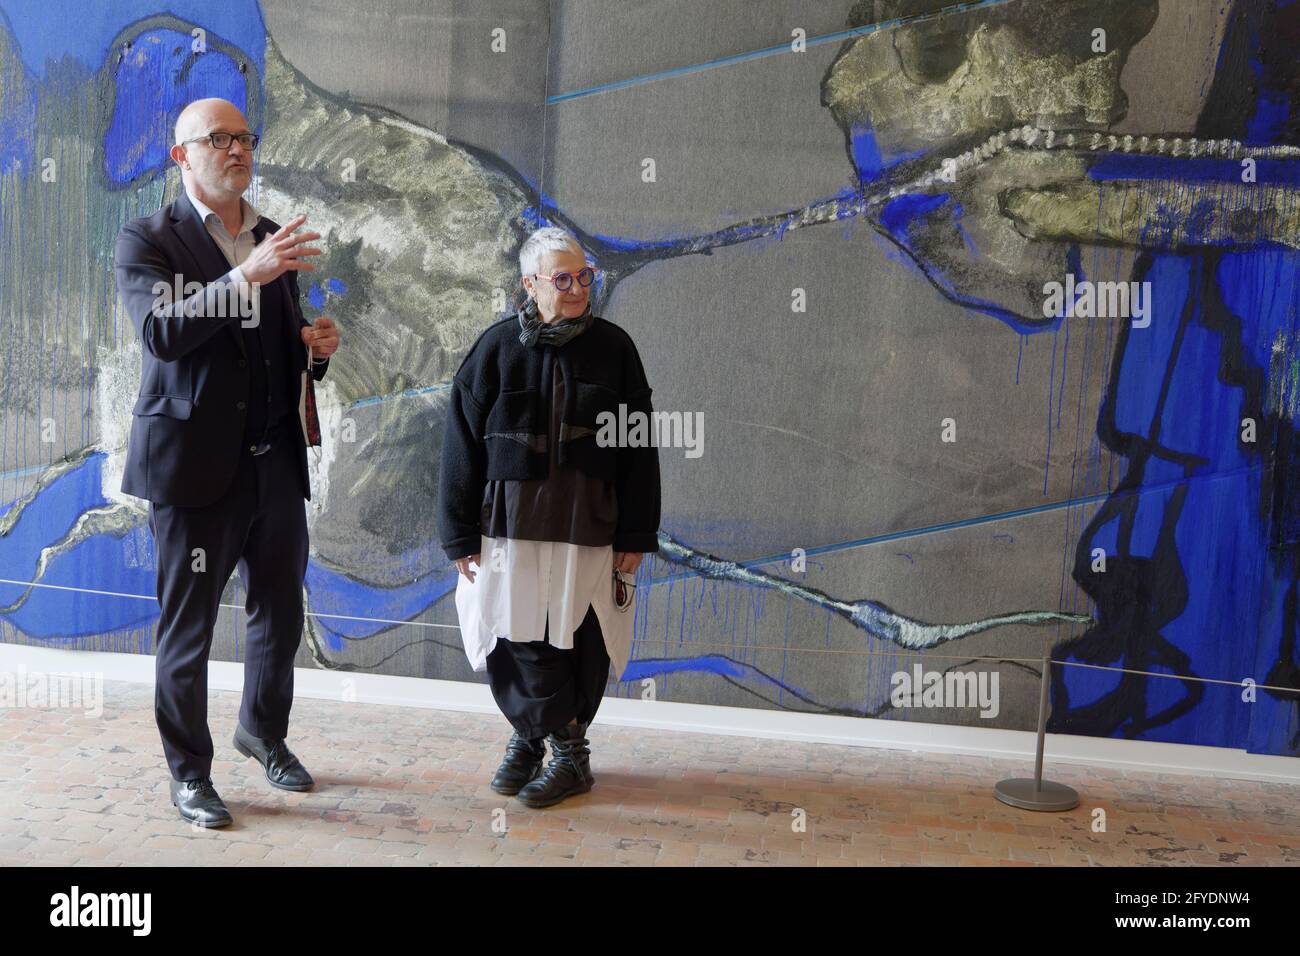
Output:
[437, 226, 661, 807]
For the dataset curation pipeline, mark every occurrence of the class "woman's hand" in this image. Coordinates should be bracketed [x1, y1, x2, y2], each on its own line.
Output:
[455, 554, 481, 582]
[614, 551, 643, 574]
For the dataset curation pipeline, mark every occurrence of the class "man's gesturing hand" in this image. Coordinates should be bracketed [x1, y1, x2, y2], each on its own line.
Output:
[241, 214, 322, 286]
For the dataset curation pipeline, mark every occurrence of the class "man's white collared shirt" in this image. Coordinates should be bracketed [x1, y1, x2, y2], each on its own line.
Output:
[185, 185, 260, 320]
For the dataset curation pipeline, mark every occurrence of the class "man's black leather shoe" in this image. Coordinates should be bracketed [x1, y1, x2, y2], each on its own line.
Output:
[516, 721, 593, 808]
[490, 732, 546, 795]
[233, 723, 315, 791]
[170, 776, 232, 828]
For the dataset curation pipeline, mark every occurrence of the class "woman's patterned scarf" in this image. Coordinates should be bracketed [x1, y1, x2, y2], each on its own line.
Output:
[517, 297, 594, 348]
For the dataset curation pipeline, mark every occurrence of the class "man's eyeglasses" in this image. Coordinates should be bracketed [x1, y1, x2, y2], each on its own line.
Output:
[181, 131, 260, 151]
[532, 267, 597, 292]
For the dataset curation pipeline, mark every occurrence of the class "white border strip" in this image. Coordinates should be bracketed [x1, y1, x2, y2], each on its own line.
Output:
[2, 643, 1297, 784]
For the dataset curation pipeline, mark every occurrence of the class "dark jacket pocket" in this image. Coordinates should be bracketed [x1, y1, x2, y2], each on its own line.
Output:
[133, 394, 194, 420]
[484, 388, 546, 452]
[485, 388, 538, 434]
[571, 378, 621, 429]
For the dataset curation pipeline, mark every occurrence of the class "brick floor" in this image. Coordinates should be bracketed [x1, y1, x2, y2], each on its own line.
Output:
[1, 679, 1297, 866]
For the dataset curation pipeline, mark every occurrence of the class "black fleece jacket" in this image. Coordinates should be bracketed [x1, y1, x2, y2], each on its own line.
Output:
[437, 311, 662, 561]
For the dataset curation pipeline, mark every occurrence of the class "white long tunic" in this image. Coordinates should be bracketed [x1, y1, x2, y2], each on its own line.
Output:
[454, 533, 636, 681]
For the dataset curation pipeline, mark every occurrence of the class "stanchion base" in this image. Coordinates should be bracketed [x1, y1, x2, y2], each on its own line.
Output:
[994, 778, 1079, 811]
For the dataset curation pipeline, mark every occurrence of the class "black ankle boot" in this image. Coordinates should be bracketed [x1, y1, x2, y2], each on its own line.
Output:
[516, 722, 592, 808]
[490, 731, 547, 795]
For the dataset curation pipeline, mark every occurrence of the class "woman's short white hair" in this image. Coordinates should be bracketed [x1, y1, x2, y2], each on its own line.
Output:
[518, 226, 584, 277]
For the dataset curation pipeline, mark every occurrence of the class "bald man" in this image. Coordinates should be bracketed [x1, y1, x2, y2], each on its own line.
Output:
[113, 98, 341, 827]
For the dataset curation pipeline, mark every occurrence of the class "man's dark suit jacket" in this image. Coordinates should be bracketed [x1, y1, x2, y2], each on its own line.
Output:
[113, 191, 330, 507]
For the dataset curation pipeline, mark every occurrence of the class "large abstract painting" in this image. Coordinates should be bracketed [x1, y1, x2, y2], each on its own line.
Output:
[1, 0, 1297, 756]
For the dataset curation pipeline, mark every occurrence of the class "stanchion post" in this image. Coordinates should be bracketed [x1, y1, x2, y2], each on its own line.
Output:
[994, 654, 1080, 811]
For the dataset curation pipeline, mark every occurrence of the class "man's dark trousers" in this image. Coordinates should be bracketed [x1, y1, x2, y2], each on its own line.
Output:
[148, 422, 308, 782]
